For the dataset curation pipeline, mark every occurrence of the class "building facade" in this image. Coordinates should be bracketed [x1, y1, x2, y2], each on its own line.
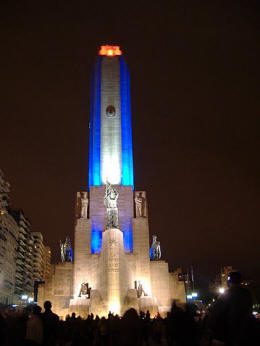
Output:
[32, 232, 45, 281]
[0, 170, 51, 304]
[43, 246, 52, 280]
[0, 170, 19, 304]
[38, 46, 185, 317]
[10, 210, 34, 301]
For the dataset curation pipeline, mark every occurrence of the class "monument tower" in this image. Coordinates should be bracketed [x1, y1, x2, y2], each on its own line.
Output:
[38, 46, 185, 318]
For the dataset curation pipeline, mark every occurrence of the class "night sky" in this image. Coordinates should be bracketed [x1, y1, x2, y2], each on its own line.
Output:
[1, 1, 260, 287]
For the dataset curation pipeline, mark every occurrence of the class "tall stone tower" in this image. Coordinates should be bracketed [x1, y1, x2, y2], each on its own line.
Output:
[38, 46, 186, 318]
[88, 45, 134, 254]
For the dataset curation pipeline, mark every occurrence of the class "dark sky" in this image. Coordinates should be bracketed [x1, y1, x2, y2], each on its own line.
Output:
[1, 1, 260, 287]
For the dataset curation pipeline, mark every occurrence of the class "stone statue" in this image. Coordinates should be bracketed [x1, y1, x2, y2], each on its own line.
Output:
[75, 192, 81, 218]
[104, 181, 119, 229]
[150, 235, 161, 260]
[135, 192, 144, 217]
[137, 282, 143, 298]
[78, 282, 91, 298]
[60, 240, 65, 262]
[80, 192, 88, 218]
[135, 280, 147, 298]
[60, 237, 73, 263]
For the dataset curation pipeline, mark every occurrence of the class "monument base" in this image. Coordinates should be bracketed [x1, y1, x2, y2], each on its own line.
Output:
[138, 296, 158, 316]
[38, 185, 187, 318]
[69, 297, 90, 318]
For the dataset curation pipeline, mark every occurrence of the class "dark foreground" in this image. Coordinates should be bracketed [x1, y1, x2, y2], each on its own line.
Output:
[0, 299, 259, 346]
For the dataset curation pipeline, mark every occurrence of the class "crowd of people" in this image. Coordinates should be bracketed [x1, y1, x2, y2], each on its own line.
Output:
[0, 272, 259, 346]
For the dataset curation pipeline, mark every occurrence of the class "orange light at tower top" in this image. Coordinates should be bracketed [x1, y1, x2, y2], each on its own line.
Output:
[99, 45, 122, 57]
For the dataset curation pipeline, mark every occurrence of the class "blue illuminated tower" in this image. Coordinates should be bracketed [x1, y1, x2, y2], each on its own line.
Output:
[66, 45, 185, 317]
[89, 45, 134, 189]
[88, 46, 134, 254]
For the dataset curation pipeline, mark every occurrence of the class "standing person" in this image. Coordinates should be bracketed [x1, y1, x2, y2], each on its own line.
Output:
[169, 302, 200, 346]
[41, 301, 59, 346]
[118, 308, 142, 346]
[98, 316, 109, 346]
[205, 272, 255, 345]
[25, 305, 43, 345]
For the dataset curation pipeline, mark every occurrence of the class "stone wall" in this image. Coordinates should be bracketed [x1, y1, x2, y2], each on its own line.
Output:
[132, 217, 151, 294]
[73, 217, 92, 297]
[38, 262, 73, 319]
[169, 270, 186, 304]
[150, 260, 171, 313]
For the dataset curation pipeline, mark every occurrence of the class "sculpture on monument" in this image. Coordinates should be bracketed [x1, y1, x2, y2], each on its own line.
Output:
[80, 192, 88, 218]
[60, 237, 73, 262]
[104, 181, 119, 229]
[137, 282, 143, 298]
[134, 280, 147, 297]
[78, 282, 91, 298]
[135, 192, 145, 217]
[150, 235, 161, 260]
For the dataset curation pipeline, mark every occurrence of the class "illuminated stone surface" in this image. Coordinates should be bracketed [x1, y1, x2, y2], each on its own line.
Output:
[38, 47, 186, 318]
[38, 187, 186, 318]
[100, 57, 122, 185]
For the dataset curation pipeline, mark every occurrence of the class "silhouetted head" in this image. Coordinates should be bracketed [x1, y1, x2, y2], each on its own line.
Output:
[33, 305, 42, 315]
[122, 308, 139, 321]
[44, 300, 52, 311]
[228, 271, 242, 287]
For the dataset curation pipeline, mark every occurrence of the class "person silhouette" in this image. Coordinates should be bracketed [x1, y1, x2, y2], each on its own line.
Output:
[41, 301, 59, 346]
[118, 308, 142, 346]
[25, 305, 43, 345]
[207, 272, 253, 345]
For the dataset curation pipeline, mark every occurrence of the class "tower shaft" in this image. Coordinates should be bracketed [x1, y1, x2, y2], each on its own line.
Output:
[89, 46, 134, 189]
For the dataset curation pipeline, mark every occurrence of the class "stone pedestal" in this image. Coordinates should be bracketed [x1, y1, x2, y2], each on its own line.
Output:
[73, 218, 92, 297]
[150, 260, 171, 310]
[133, 217, 151, 295]
[138, 296, 158, 316]
[169, 270, 186, 304]
[98, 227, 129, 315]
[69, 297, 90, 318]
[124, 289, 138, 311]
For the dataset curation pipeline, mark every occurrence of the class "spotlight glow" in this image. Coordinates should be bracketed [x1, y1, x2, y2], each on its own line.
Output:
[219, 287, 225, 294]
[108, 301, 120, 315]
[101, 154, 121, 185]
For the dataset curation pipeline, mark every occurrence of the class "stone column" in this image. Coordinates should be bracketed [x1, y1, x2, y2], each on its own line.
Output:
[73, 218, 92, 297]
[99, 228, 128, 314]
